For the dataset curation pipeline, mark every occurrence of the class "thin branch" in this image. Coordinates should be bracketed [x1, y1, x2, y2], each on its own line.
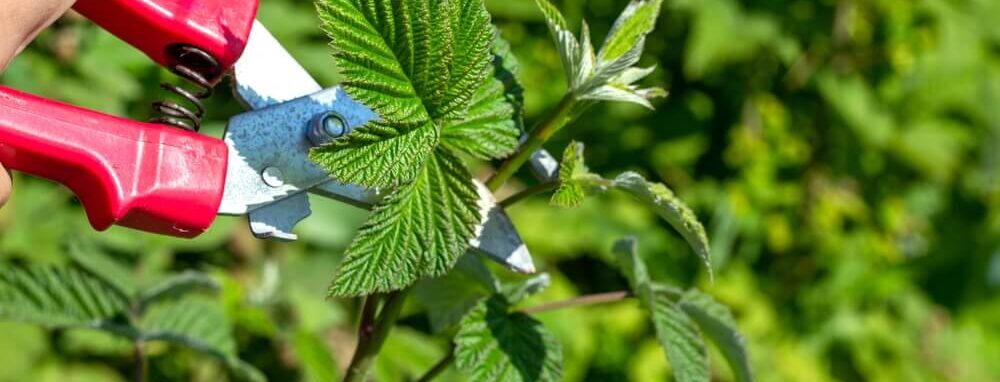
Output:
[134, 341, 147, 382]
[487, 95, 577, 191]
[415, 350, 455, 382]
[500, 181, 560, 207]
[520, 291, 630, 315]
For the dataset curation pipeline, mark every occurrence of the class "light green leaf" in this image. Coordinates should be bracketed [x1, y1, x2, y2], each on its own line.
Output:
[0, 264, 129, 328]
[613, 239, 709, 382]
[140, 297, 264, 382]
[442, 30, 524, 160]
[681, 290, 753, 382]
[292, 329, 340, 382]
[454, 295, 563, 382]
[598, 0, 664, 64]
[650, 290, 711, 382]
[552, 147, 710, 275]
[137, 272, 219, 313]
[612, 172, 713, 279]
[534, 0, 666, 109]
[551, 141, 604, 207]
[312, 0, 494, 188]
[414, 254, 500, 333]
[329, 149, 482, 297]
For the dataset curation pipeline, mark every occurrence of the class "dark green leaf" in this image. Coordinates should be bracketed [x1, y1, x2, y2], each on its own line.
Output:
[0, 264, 129, 328]
[454, 295, 563, 382]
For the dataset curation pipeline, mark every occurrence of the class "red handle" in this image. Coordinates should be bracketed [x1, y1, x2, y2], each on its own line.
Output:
[72, 0, 260, 73]
[0, 86, 227, 238]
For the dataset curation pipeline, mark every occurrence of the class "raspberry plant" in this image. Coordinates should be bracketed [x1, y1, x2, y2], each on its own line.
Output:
[0, 1, 754, 381]
[310, 0, 753, 381]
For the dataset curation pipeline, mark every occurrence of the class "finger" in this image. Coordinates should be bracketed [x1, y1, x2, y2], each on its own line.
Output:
[0, 163, 10, 207]
[0, 0, 78, 71]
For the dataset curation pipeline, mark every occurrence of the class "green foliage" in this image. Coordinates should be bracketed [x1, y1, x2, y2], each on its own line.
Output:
[534, 0, 666, 110]
[454, 295, 563, 382]
[328, 149, 482, 296]
[3, 0, 999, 380]
[0, 264, 129, 328]
[614, 237, 749, 382]
[0, 256, 262, 381]
[553, 141, 712, 277]
[314, 0, 524, 297]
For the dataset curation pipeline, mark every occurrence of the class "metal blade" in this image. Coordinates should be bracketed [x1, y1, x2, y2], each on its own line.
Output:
[224, 21, 535, 272]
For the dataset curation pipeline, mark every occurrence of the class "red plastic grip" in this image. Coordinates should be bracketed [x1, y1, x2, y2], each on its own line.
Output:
[72, 0, 260, 74]
[0, 86, 228, 238]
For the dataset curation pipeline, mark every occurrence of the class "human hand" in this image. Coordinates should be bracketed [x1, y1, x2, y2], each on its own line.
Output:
[0, 0, 77, 207]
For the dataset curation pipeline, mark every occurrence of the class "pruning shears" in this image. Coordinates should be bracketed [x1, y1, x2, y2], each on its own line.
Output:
[0, 0, 545, 273]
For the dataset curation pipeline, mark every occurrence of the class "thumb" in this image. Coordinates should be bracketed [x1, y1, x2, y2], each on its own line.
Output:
[0, 162, 10, 207]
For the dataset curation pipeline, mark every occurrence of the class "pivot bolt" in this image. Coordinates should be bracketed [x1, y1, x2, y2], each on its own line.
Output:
[307, 111, 348, 147]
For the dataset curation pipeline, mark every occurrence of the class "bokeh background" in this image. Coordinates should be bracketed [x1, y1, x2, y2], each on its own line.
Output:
[1, 0, 999, 381]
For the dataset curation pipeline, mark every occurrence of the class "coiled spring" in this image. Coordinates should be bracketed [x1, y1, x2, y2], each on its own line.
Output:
[150, 45, 222, 132]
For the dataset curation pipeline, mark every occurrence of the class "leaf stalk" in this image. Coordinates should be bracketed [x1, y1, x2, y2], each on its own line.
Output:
[486, 94, 578, 191]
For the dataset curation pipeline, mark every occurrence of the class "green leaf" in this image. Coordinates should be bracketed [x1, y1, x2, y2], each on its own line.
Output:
[534, 0, 666, 109]
[680, 290, 753, 382]
[140, 297, 264, 382]
[292, 329, 340, 382]
[442, 30, 524, 160]
[0, 264, 129, 328]
[552, 146, 711, 275]
[312, 0, 495, 188]
[137, 272, 219, 313]
[413, 254, 500, 332]
[454, 295, 563, 382]
[68, 240, 138, 297]
[597, 0, 664, 64]
[613, 238, 709, 382]
[329, 149, 482, 297]
[649, 290, 711, 382]
[612, 172, 713, 279]
[551, 141, 601, 207]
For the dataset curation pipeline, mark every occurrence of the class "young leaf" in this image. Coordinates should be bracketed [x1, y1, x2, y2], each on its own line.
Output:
[551, 141, 603, 207]
[140, 297, 265, 382]
[442, 31, 524, 160]
[612, 172, 713, 279]
[534, 0, 667, 109]
[613, 238, 709, 382]
[0, 264, 129, 328]
[597, 0, 664, 65]
[553, 144, 712, 276]
[680, 290, 753, 382]
[454, 295, 563, 382]
[312, 0, 494, 189]
[329, 149, 482, 297]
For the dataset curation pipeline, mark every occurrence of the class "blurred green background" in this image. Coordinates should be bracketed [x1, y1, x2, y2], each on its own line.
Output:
[1, 0, 999, 381]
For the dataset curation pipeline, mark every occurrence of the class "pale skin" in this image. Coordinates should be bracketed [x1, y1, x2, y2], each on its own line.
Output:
[0, 0, 77, 206]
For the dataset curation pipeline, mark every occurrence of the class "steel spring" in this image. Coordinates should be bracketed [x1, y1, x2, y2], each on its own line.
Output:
[150, 45, 222, 132]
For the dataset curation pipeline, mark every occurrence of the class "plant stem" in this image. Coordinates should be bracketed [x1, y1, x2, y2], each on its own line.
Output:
[500, 181, 560, 207]
[520, 291, 630, 315]
[134, 341, 147, 382]
[487, 94, 577, 192]
[415, 350, 455, 382]
[343, 290, 410, 382]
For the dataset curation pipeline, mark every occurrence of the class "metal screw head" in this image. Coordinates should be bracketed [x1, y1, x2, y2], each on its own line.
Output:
[307, 111, 348, 146]
[262, 167, 285, 188]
